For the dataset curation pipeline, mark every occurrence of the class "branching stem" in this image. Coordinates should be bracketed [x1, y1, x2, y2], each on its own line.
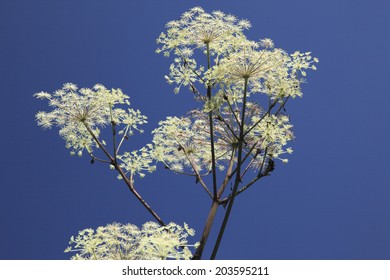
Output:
[210, 77, 249, 259]
[82, 122, 166, 226]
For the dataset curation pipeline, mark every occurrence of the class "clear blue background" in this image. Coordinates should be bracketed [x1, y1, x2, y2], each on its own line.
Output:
[2, 0, 390, 260]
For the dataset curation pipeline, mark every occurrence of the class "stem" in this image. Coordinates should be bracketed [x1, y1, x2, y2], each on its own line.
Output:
[124, 173, 166, 226]
[231, 97, 289, 176]
[257, 146, 269, 177]
[216, 114, 239, 141]
[225, 92, 242, 128]
[109, 107, 118, 163]
[191, 149, 235, 260]
[192, 43, 224, 259]
[192, 200, 219, 260]
[244, 96, 289, 138]
[205, 42, 218, 199]
[244, 98, 278, 137]
[116, 125, 130, 155]
[83, 122, 114, 162]
[221, 147, 269, 204]
[86, 149, 111, 164]
[82, 122, 166, 226]
[217, 149, 236, 198]
[210, 77, 249, 259]
[182, 148, 213, 200]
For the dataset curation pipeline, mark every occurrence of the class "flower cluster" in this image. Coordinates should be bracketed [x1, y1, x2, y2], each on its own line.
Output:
[117, 144, 156, 180]
[210, 42, 318, 98]
[152, 102, 294, 174]
[156, 6, 250, 56]
[155, 7, 318, 171]
[158, 8, 318, 100]
[152, 113, 230, 173]
[157, 7, 252, 95]
[34, 83, 148, 155]
[64, 222, 197, 260]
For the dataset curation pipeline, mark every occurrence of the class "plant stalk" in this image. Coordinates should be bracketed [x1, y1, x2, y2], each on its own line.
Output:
[82, 122, 166, 226]
[210, 77, 249, 259]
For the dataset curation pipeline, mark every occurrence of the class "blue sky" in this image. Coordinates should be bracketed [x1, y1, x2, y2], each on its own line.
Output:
[2, 0, 390, 260]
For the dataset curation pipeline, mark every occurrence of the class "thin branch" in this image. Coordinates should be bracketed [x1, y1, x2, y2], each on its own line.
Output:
[225, 93, 241, 127]
[163, 165, 197, 177]
[124, 172, 166, 226]
[85, 148, 112, 164]
[257, 147, 269, 177]
[116, 125, 130, 155]
[82, 122, 166, 226]
[240, 149, 260, 181]
[274, 96, 290, 115]
[91, 157, 111, 164]
[189, 68, 206, 84]
[236, 97, 290, 171]
[82, 122, 114, 162]
[216, 114, 239, 141]
[243, 98, 279, 138]
[180, 146, 213, 200]
[206, 42, 218, 199]
[236, 157, 275, 196]
[178, 50, 206, 84]
[217, 149, 236, 198]
[219, 149, 271, 205]
[236, 176, 263, 197]
[189, 82, 207, 102]
[109, 107, 118, 163]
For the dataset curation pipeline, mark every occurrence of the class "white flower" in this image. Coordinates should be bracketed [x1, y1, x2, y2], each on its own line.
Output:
[157, 8, 318, 100]
[118, 144, 156, 181]
[156, 7, 253, 94]
[65, 222, 197, 260]
[289, 51, 319, 76]
[260, 38, 274, 49]
[152, 113, 230, 174]
[157, 7, 248, 51]
[152, 102, 295, 174]
[34, 83, 147, 155]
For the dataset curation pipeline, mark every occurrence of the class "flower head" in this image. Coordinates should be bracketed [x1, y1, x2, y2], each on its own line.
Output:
[117, 144, 156, 181]
[34, 83, 147, 155]
[158, 7, 318, 99]
[65, 222, 197, 260]
[157, 7, 249, 55]
[157, 7, 253, 94]
[152, 102, 295, 174]
[216, 41, 279, 81]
